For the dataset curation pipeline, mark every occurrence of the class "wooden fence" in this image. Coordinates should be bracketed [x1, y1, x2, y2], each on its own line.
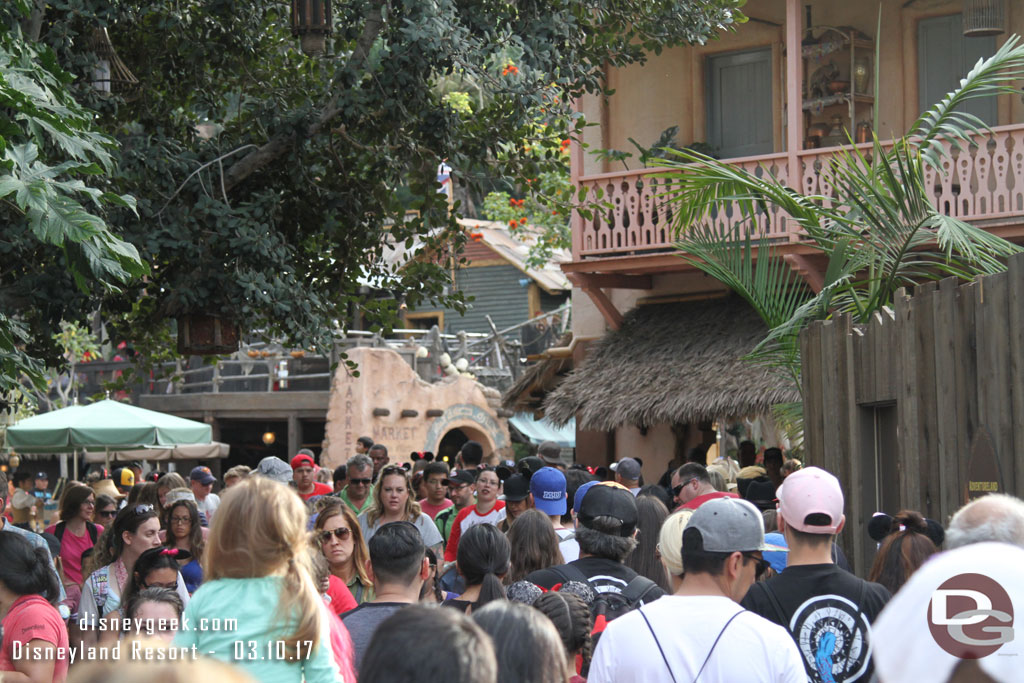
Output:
[801, 252, 1024, 575]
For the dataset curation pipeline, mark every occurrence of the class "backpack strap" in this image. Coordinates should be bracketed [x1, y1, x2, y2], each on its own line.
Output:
[694, 610, 744, 683]
[621, 575, 658, 605]
[87, 522, 98, 544]
[638, 606, 678, 683]
[54, 521, 65, 542]
[549, 562, 590, 587]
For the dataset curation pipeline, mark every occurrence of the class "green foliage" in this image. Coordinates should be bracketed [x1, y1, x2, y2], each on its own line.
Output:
[660, 36, 1024, 415]
[0, 14, 145, 393]
[2, 0, 744, 375]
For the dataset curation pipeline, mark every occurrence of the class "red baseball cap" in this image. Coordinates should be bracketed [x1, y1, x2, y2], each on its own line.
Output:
[290, 453, 315, 470]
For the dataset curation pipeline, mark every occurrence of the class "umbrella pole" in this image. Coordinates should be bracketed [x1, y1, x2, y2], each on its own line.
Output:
[105, 447, 110, 472]
[73, 449, 79, 481]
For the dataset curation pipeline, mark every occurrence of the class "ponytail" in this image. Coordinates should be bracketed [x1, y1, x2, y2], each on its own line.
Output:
[278, 554, 323, 656]
[0, 533, 60, 605]
[456, 524, 511, 607]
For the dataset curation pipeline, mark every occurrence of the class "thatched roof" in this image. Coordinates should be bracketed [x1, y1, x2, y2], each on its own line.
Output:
[543, 298, 799, 431]
[502, 333, 573, 414]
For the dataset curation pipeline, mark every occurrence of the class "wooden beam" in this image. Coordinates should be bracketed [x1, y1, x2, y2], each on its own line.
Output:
[785, 0, 801, 182]
[784, 253, 824, 293]
[568, 272, 653, 290]
[582, 286, 623, 330]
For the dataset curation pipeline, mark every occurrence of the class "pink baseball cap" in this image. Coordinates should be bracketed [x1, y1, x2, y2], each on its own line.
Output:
[777, 466, 844, 534]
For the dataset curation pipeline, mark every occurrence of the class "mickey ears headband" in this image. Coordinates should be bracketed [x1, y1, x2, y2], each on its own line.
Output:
[868, 511, 945, 547]
[410, 452, 435, 462]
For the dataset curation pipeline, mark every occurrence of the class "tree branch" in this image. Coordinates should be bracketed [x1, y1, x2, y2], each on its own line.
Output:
[221, 0, 388, 194]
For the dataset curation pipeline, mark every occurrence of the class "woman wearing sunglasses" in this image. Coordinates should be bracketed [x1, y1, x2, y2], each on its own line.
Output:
[94, 494, 118, 525]
[359, 465, 444, 557]
[78, 503, 189, 647]
[314, 502, 375, 605]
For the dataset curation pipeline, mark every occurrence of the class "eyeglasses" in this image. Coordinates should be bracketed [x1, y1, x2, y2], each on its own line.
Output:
[170, 516, 191, 525]
[349, 478, 372, 486]
[82, 499, 96, 507]
[318, 527, 352, 543]
[741, 553, 770, 579]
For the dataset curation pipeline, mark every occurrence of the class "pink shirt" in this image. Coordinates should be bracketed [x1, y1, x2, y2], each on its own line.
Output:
[0, 594, 69, 683]
[326, 574, 358, 615]
[326, 609, 358, 683]
[45, 523, 103, 585]
[418, 497, 454, 520]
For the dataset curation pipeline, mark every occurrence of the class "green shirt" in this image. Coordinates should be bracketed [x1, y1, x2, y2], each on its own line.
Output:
[338, 485, 375, 515]
[435, 503, 466, 543]
[173, 576, 341, 683]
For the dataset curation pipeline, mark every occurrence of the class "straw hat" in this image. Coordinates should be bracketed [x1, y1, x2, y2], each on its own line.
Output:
[91, 478, 124, 500]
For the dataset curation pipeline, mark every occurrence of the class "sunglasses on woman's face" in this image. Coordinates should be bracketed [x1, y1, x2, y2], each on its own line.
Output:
[97, 509, 117, 519]
[318, 527, 351, 544]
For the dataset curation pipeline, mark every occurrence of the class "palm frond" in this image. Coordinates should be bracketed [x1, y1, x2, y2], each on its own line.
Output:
[911, 34, 1024, 170]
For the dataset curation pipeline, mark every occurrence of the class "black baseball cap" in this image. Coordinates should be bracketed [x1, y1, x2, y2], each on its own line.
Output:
[444, 470, 476, 487]
[502, 473, 530, 502]
[577, 483, 638, 537]
[517, 456, 544, 478]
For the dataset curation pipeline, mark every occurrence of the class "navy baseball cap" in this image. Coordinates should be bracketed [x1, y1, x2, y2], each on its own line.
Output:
[573, 480, 599, 516]
[529, 466, 567, 516]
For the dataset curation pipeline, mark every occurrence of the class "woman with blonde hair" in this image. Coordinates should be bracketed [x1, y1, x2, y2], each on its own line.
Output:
[358, 465, 443, 554]
[155, 472, 188, 511]
[172, 476, 341, 682]
[314, 502, 375, 604]
[657, 508, 694, 592]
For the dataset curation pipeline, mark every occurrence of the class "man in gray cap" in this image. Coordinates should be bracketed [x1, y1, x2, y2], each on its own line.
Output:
[589, 497, 804, 683]
[536, 441, 565, 471]
[613, 457, 642, 496]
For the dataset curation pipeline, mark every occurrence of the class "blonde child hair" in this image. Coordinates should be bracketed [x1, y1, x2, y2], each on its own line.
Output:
[203, 476, 322, 656]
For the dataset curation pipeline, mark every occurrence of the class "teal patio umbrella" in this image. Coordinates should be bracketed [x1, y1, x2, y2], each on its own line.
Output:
[5, 400, 213, 477]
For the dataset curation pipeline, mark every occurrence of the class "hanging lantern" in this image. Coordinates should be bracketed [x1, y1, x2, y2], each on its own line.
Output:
[90, 28, 141, 100]
[963, 0, 1005, 37]
[291, 0, 332, 56]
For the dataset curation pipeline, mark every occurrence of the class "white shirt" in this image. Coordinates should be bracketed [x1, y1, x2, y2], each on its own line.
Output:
[588, 595, 805, 683]
[197, 492, 220, 522]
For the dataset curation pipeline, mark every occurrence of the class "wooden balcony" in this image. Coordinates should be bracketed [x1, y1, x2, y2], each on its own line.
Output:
[567, 123, 1024, 277]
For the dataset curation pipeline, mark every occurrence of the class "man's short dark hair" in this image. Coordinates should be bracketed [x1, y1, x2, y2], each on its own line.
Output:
[368, 521, 425, 585]
[12, 470, 32, 487]
[786, 525, 835, 549]
[685, 445, 707, 465]
[459, 441, 483, 468]
[333, 465, 347, 483]
[681, 527, 731, 576]
[764, 447, 784, 464]
[357, 436, 375, 449]
[360, 605, 497, 683]
[369, 443, 388, 457]
[575, 516, 637, 562]
[677, 462, 710, 484]
[423, 461, 450, 479]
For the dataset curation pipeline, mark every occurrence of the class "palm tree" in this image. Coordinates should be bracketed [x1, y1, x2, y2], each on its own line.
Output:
[656, 36, 1024, 432]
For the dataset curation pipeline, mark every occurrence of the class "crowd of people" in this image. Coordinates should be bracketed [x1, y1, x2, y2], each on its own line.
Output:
[2, 437, 1024, 683]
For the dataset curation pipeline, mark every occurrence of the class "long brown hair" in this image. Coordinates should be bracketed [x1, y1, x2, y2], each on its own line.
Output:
[163, 498, 204, 560]
[314, 502, 372, 588]
[59, 483, 95, 523]
[505, 509, 563, 584]
[204, 477, 322, 656]
[365, 466, 422, 527]
[867, 510, 937, 595]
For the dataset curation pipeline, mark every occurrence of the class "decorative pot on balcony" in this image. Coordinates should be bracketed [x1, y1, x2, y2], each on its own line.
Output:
[177, 314, 240, 355]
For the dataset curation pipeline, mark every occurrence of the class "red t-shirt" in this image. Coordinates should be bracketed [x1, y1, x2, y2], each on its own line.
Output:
[679, 491, 739, 510]
[418, 497, 454, 520]
[0, 594, 69, 683]
[326, 574, 358, 615]
[298, 482, 334, 501]
[443, 501, 506, 563]
[45, 522, 103, 586]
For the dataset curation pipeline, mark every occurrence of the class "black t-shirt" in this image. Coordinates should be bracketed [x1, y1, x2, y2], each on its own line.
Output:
[526, 557, 666, 605]
[741, 563, 892, 683]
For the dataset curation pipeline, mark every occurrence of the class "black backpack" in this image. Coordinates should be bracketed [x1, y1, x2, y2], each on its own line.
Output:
[54, 520, 99, 564]
[548, 563, 659, 628]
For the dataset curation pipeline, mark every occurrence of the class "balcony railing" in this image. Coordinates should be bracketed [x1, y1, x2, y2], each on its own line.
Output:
[572, 123, 1024, 261]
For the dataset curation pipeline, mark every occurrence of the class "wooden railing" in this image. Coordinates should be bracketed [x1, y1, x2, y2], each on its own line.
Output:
[572, 123, 1024, 261]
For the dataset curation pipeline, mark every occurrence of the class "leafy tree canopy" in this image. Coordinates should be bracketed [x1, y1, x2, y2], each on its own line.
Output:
[2, 0, 745, 381]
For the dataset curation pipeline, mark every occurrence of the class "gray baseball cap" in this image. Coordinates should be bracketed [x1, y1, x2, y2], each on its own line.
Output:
[256, 456, 293, 485]
[684, 497, 772, 553]
[614, 457, 642, 481]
